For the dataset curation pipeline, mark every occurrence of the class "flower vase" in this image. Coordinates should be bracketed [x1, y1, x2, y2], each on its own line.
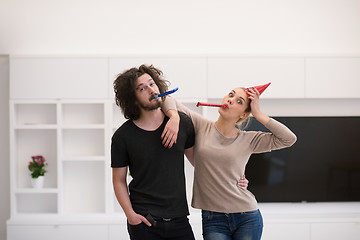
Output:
[31, 176, 44, 188]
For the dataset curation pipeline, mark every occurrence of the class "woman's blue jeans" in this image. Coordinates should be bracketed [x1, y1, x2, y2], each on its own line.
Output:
[201, 209, 263, 240]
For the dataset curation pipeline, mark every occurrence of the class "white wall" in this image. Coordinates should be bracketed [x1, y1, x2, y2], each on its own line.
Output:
[0, 56, 10, 240]
[0, 0, 360, 55]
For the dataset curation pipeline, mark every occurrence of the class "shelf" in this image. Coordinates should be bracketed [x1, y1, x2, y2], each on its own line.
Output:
[112, 103, 126, 128]
[61, 124, 105, 129]
[63, 161, 105, 214]
[62, 129, 105, 157]
[15, 188, 58, 194]
[15, 103, 57, 125]
[16, 193, 58, 214]
[62, 156, 106, 162]
[62, 103, 104, 125]
[14, 124, 57, 130]
[15, 129, 57, 189]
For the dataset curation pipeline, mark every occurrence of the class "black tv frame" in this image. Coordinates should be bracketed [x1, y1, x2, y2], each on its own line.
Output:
[245, 116, 360, 202]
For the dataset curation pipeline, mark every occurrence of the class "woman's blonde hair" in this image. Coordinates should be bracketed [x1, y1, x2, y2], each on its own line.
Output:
[235, 87, 252, 130]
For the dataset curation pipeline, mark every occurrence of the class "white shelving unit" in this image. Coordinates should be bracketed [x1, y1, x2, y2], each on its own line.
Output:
[9, 100, 113, 217]
[10, 102, 58, 217]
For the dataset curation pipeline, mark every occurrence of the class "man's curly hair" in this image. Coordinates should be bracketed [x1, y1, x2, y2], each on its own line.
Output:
[113, 64, 169, 120]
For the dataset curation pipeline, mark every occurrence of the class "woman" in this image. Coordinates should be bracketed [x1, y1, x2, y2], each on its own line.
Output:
[162, 86, 297, 240]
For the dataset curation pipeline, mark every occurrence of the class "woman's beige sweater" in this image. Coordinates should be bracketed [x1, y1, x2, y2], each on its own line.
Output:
[162, 98, 297, 213]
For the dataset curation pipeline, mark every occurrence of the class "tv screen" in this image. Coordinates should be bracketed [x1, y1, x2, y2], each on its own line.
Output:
[245, 117, 360, 202]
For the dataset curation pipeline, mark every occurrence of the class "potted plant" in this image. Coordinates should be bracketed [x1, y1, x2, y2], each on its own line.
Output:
[28, 155, 47, 188]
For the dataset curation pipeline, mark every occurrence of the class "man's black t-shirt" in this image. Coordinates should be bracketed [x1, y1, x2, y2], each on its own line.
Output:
[111, 112, 195, 218]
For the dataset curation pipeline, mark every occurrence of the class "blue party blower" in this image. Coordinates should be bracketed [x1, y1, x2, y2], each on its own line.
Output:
[154, 87, 179, 99]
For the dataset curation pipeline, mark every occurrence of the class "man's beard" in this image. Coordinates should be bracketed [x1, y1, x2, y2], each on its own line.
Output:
[139, 100, 161, 111]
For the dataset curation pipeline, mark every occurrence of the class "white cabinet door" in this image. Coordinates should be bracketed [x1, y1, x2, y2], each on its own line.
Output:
[305, 57, 360, 98]
[109, 224, 129, 240]
[7, 225, 108, 240]
[311, 222, 360, 240]
[58, 225, 108, 240]
[10, 57, 108, 99]
[8, 225, 59, 240]
[108, 57, 207, 100]
[207, 57, 305, 98]
[262, 223, 310, 240]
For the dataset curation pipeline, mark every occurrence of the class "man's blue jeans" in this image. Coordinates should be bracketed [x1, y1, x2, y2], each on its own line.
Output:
[202, 209, 263, 240]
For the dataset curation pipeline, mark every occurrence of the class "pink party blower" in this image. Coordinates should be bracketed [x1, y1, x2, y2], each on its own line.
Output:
[196, 102, 227, 109]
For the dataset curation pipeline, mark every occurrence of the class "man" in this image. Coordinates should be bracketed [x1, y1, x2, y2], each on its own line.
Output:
[111, 64, 196, 239]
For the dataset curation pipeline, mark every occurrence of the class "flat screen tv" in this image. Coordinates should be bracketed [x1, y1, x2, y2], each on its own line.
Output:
[245, 117, 360, 202]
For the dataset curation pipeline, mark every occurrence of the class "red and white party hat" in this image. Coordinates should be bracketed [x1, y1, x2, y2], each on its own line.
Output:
[245, 82, 271, 97]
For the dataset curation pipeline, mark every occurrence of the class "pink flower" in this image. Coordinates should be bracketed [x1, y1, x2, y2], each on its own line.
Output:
[29, 155, 47, 178]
